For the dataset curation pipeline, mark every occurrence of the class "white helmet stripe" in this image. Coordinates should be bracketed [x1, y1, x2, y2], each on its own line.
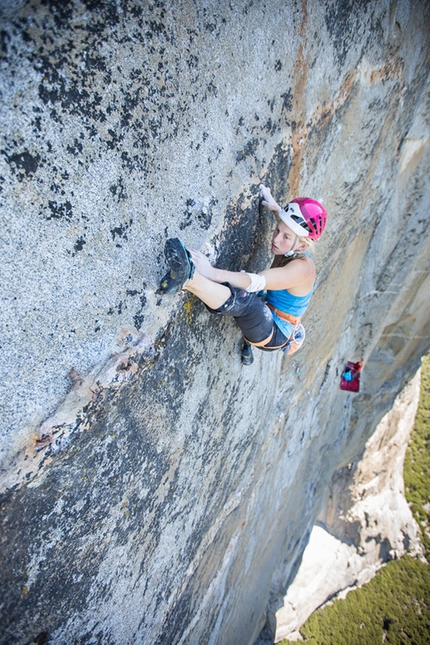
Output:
[278, 203, 310, 237]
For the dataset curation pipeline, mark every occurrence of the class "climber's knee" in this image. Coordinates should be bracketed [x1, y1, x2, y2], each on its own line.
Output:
[205, 283, 254, 317]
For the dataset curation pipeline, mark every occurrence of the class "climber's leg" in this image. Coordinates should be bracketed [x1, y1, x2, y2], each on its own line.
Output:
[183, 271, 234, 310]
[158, 238, 288, 349]
[159, 238, 232, 309]
[203, 284, 276, 345]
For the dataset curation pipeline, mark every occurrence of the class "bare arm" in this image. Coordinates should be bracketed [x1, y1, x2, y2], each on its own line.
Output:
[188, 185, 285, 290]
[260, 256, 315, 293]
[190, 250, 252, 289]
[190, 251, 315, 294]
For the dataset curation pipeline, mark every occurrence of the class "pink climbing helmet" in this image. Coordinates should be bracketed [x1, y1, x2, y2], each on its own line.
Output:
[279, 197, 327, 240]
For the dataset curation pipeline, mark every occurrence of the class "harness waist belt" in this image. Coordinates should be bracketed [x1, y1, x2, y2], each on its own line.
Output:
[266, 303, 301, 327]
[248, 329, 274, 348]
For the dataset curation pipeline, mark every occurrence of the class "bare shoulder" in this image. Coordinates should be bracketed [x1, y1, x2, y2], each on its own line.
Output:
[285, 254, 316, 293]
[262, 254, 316, 291]
[290, 254, 316, 277]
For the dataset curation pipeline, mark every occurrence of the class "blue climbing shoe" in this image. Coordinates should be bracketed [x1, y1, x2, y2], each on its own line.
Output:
[159, 238, 195, 293]
[241, 339, 254, 365]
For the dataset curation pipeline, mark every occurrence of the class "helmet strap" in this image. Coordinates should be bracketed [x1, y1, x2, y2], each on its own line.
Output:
[284, 235, 299, 257]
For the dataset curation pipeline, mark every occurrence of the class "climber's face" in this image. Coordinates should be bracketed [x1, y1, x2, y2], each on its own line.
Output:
[271, 221, 301, 255]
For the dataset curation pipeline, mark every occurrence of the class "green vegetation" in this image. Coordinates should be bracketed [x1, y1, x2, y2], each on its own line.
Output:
[404, 353, 430, 562]
[280, 354, 430, 645]
[293, 556, 430, 644]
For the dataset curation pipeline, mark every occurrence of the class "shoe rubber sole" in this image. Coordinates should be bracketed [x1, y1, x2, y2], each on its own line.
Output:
[160, 238, 194, 293]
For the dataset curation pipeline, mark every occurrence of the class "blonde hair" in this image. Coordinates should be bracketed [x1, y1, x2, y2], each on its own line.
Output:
[299, 236, 315, 252]
[271, 235, 314, 268]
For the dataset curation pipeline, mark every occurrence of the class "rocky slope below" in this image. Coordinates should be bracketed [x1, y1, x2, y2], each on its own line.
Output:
[275, 370, 425, 642]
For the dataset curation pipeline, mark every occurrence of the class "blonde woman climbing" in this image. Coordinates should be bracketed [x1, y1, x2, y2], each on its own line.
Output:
[160, 185, 327, 365]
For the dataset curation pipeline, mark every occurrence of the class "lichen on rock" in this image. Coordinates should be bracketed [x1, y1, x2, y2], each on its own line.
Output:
[0, 1, 429, 644]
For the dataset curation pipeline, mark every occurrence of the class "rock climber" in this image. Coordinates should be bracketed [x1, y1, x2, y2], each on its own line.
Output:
[159, 184, 327, 365]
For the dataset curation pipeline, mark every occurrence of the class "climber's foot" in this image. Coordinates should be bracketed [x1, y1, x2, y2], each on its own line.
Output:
[159, 238, 195, 293]
[241, 339, 254, 365]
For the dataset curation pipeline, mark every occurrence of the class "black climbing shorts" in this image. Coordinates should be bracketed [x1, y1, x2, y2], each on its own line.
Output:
[205, 283, 289, 350]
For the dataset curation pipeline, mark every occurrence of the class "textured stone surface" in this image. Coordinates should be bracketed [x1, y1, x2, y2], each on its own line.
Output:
[275, 370, 424, 642]
[0, 1, 429, 644]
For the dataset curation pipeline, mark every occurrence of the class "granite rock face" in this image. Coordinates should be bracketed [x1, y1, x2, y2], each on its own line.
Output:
[274, 370, 424, 642]
[0, 1, 429, 644]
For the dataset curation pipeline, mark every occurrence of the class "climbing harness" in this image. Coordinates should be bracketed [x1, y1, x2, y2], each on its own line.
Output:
[282, 323, 306, 356]
[265, 303, 301, 327]
[243, 304, 305, 354]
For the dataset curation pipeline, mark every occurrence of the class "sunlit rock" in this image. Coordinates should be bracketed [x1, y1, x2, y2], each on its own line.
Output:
[0, 1, 429, 644]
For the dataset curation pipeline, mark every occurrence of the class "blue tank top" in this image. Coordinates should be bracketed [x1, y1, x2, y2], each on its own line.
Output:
[265, 286, 314, 338]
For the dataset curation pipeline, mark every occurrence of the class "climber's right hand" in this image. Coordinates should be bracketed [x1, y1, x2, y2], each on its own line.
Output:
[190, 250, 217, 281]
[259, 184, 281, 213]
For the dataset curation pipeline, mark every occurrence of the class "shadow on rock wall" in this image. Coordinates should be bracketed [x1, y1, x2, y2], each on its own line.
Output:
[0, 1, 429, 644]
